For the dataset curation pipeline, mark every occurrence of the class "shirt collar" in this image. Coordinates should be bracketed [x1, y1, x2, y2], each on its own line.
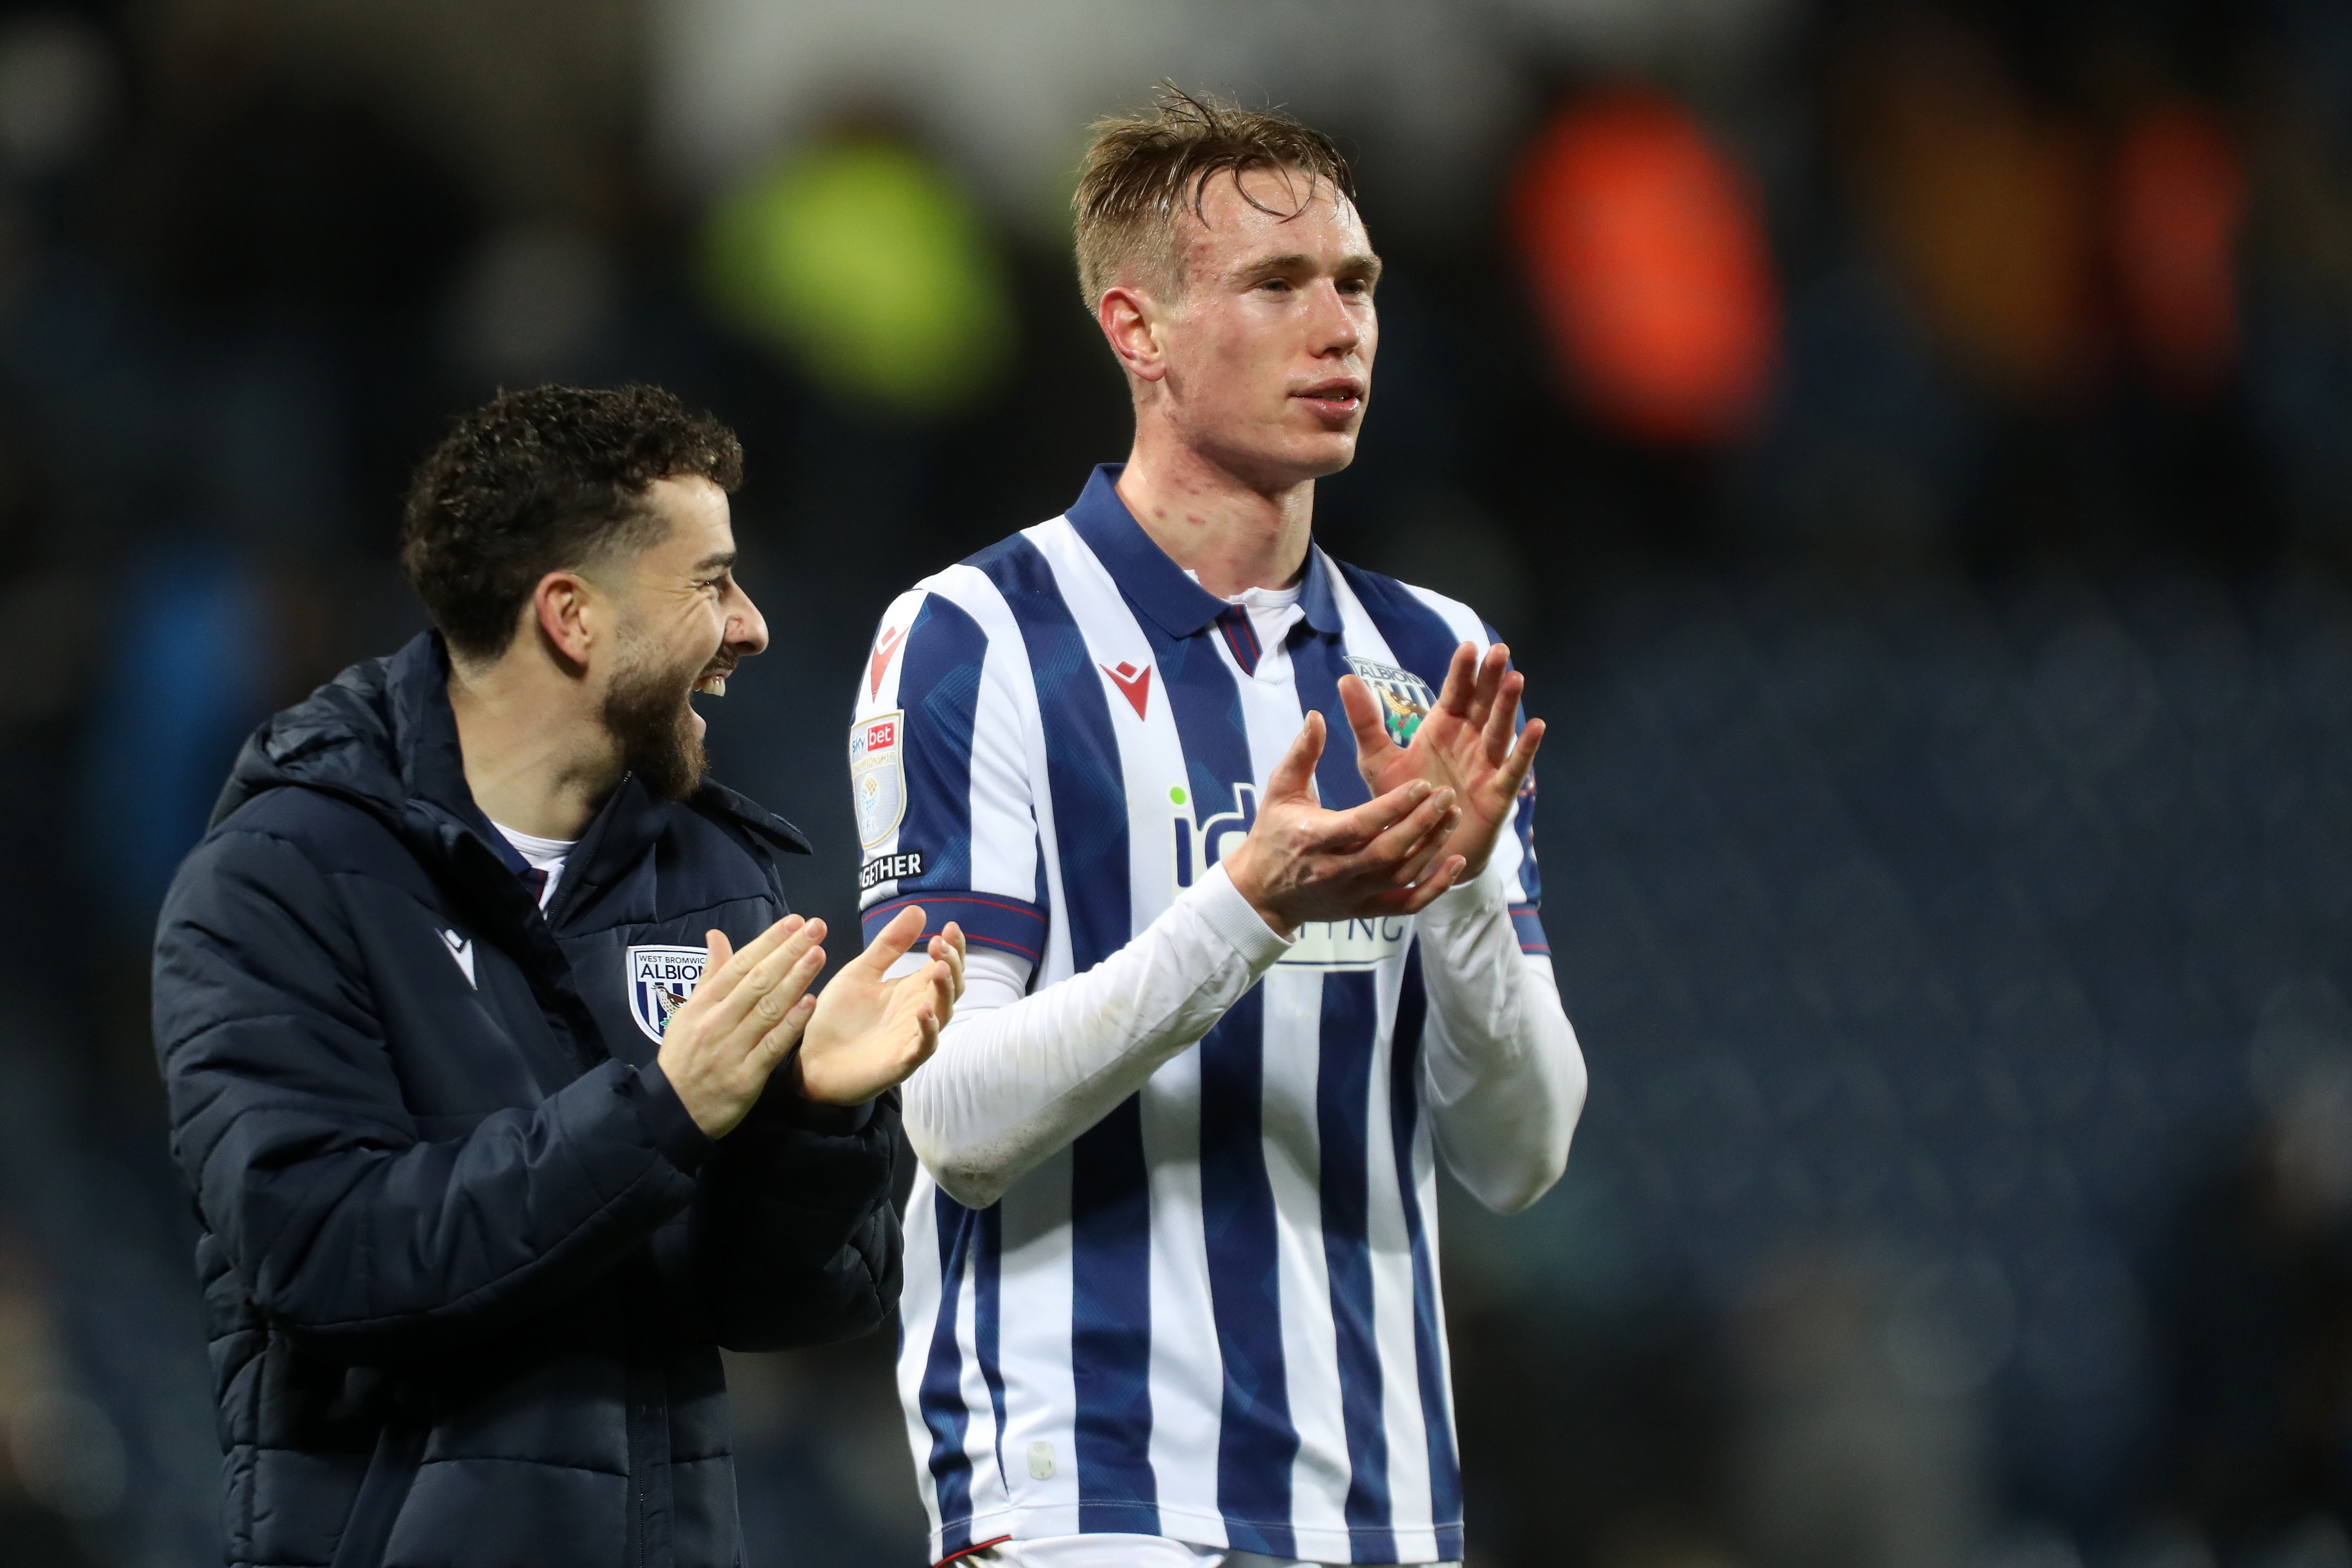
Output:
[1062, 463, 1343, 639]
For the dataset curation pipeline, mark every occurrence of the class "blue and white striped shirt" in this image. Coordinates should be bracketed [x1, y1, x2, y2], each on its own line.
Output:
[854, 467, 1554, 1566]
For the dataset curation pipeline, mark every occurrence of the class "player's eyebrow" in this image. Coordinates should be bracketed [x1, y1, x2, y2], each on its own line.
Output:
[691, 550, 737, 574]
[1232, 250, 1383, 284]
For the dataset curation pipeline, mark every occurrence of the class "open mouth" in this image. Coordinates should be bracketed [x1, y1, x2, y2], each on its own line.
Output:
[1294, 378, 1365, 418]
[693, 663, 735, 697]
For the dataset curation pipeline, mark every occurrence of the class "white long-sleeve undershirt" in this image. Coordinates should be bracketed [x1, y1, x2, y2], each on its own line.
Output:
[897, 863, 1585, 1213]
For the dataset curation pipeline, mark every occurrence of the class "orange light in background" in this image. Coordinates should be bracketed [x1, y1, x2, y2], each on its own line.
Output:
[1850, 59, 2100, 403]
[1508, 90, 1781, 446]
[2112, 103, 2244, 398]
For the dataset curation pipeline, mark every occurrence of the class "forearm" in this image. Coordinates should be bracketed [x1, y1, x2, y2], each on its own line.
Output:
[695, 1087, 903, 1350]
[159, 828, 709, 1361]
[1416, 869, 1586, 1213]
[199, 1058, 708, 1360]
[902, 865, 1290, 1207]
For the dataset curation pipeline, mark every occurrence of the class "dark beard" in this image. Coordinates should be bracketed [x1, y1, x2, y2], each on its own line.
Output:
[602, 644, 708, 803]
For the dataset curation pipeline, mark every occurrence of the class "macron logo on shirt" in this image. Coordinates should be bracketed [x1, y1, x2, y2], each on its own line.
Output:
[870, 626, 906, 697]
[1100, 659, 1152, 719]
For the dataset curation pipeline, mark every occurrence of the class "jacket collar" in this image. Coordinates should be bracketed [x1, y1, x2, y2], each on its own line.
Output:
[386, 633, 489, 834]
[353, 633, 812, 892]
[217, 630, 813, 892]
[1062, 463, 1343, 639]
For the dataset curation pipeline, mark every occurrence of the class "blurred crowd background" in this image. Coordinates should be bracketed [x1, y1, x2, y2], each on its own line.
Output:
[1, 0, 2350, 1564]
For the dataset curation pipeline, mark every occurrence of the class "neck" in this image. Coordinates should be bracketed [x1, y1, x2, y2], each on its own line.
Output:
[446, 649, 618, 841]
[1114, 426, 1315, 599]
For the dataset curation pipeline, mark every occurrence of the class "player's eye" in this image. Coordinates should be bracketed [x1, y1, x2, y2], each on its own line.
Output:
[1258, 277, 1292, 292]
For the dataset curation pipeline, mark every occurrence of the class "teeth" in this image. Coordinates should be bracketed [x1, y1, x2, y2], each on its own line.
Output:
[695, 676, 726, 696]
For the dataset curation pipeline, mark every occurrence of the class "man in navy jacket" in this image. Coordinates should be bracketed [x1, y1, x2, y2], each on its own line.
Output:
[152, 385, 964, 1568]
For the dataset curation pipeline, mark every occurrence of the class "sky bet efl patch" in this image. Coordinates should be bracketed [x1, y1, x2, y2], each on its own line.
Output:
[850, 710, 907, 849]
[626, 945, 707, 1044]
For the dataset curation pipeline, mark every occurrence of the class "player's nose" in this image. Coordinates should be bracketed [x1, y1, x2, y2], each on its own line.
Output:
[1307, 277, 1363, 354]
[724, 580, 770, 657]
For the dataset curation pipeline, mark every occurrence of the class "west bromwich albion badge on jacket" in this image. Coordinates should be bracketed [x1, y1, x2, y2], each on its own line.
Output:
[627, 944, 708, 1042]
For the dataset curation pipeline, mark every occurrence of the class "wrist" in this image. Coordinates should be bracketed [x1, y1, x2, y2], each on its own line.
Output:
[635, 1062, 720, 1168]
[1220, 851, 1295, 939]
[1194, 864, 1298, 963]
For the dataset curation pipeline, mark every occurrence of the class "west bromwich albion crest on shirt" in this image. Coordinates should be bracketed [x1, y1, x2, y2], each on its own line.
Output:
[852, 466, 1546, 1566]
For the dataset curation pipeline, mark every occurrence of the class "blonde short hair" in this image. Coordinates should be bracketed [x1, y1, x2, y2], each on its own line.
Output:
[1072, 84, 1357, 311]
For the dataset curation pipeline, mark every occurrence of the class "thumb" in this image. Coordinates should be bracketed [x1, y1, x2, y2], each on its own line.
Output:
[852, 905, 927, 974]
[1338, 674, 1392, 764]
[1266, 710, 1327, 803]
[705, 928, 734, 971]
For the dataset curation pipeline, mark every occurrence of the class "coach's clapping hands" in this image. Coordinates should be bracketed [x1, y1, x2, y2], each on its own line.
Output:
[657, 907, 967, 1135]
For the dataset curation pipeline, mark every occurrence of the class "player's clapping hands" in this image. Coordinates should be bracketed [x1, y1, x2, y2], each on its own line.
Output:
[656, 908, 967, 1134]
[1223, 709, 1467, 936]
[1340, 641, 1543, 879]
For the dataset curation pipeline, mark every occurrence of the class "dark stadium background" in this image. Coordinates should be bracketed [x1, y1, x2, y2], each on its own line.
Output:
[4, 0, 2351, 1564]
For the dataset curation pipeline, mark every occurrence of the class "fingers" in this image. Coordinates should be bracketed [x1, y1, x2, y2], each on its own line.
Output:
[849, 904, 929, 974]
[1362, 783, 1454, 861]
[1481, 663, 1523, 766]
[1390, 855, 1468, 913]
[745, 936, 826, 1031]
[1265, 710, 1327, 804]
[752, 991, 818, 1068]
[1385, 804, 1464, 888]
[911, 1004, 942, 1070]
[1501, 715, 1546, 794]
[1479, 641, 1515, 720]
[926, 957, 957, 1027]
[1433, 641, 1479, 723]
[1338, 675, 1392, 771]
[929, 923, 967, 1002]
[1348, 789, 1458, 895]
[1323, 777, 1439, 847]
[690, 913, 801, 1012]
[703, 918, 826, 1038]
[890, 976, 946, 1063]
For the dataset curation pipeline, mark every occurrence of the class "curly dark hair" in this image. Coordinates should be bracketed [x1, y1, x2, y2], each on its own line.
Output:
[1073, 83, 1357, 310]
[400, 384, 745, 661]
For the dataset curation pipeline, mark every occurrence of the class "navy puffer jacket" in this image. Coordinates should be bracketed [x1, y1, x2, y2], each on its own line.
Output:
[152, 633, 901, 1568]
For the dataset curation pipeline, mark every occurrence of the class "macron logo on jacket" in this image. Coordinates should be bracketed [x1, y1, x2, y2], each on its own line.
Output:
[440, 930, 476, 988]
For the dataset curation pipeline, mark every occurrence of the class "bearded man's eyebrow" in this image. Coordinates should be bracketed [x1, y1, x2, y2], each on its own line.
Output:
[692, 552, 737, 573]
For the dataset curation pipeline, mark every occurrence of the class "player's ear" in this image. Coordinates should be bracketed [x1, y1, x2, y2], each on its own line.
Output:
[1099, 284, 1168, 384]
